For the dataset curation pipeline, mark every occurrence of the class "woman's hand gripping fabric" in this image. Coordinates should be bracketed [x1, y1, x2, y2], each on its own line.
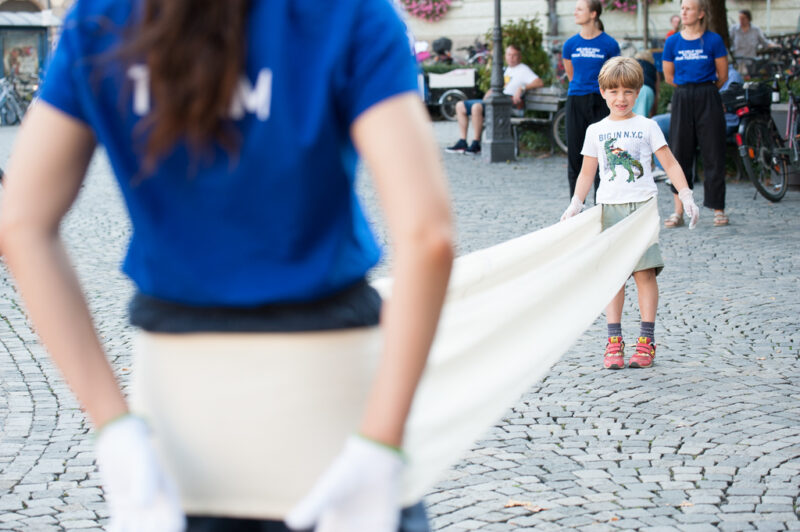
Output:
[96, 415, 186, 532]
[285, 435, 404, 532]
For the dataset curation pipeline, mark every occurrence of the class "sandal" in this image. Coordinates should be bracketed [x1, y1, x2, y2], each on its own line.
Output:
[713, 211, 729, 226]
[664, 213, 684, 228]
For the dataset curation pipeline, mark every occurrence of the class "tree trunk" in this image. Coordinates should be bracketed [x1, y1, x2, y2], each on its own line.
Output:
[548, 0, 558, 37]
[708, 0, 730, 49]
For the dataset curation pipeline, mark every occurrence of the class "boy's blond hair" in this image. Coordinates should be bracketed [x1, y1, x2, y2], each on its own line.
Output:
[598, 57, 644, 91]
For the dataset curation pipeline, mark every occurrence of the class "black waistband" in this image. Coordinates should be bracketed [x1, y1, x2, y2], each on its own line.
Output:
[129, 279, 382, 333]
[676, 81, 716, 88]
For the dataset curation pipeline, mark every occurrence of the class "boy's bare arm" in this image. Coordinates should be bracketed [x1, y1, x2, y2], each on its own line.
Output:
[654, 146, 690, 191]
[560, 156, 597, 221]
[574, 156, 598, 202]
[655, 145, 700, 228]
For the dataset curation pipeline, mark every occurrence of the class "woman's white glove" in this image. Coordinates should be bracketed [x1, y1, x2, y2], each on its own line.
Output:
[285, 435, 404, 532]
[560, 196, 585, 221]
[678, 188, 700, 229]
[95, 415, 186, 532]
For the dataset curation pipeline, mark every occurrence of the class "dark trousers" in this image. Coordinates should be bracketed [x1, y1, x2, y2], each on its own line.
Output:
[186, 501, 430, 532]
[565, 92, 609, 199]
[668, 82, 727, 210]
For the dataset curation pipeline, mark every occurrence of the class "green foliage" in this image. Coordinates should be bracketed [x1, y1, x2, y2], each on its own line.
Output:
[518, 129, 552, 155]
[748, 76, 800, 104]
[657, 83, 674, 115]
[478, 17, 552, 93]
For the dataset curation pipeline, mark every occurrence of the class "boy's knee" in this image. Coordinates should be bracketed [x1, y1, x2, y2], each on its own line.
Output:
[633, 268, 657, 282]
[455, 101, 466, 115]
[473, 103, 483, 116]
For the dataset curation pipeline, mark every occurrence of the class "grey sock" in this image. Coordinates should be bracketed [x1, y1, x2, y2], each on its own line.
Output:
[640, 321, 655, 340]
[608, 323, 622, 338]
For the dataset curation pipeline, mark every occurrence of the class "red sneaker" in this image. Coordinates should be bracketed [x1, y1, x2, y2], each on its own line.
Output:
[603, 336, 625, 370]
[628, 337, 656, 368]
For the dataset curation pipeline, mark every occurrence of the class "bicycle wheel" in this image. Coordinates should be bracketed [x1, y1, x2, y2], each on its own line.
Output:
[0, 101, 19, 126]
[742, 118, 788, 202]
[438, 89, 466, 121]
[551, 107, 568, 154]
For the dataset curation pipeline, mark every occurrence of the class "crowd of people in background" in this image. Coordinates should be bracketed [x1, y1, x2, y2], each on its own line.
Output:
[0, 0, 788, 529]
[442, 0, 782, 227]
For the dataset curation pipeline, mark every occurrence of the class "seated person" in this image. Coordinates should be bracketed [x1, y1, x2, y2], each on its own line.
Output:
[633, 84, 655, 117]
[634, 50, 658, 117]
[446, 44, 543, 155]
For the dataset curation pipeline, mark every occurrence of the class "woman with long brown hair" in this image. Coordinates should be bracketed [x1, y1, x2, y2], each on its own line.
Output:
[0, 0, 453, 531]
[561, 0, 620, 199]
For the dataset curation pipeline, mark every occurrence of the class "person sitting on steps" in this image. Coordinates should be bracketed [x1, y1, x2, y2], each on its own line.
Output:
[446, 44, 543, 155]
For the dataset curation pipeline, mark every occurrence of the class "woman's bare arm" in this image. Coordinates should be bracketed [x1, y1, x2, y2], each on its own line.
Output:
[0, 102, 127, 429]
[563, 59, 574, 82]
[663, 61, 676, 87]
[351, 93, 454, 448]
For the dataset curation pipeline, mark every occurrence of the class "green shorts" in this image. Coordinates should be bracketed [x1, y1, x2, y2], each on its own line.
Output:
[601, 199, 664, 276]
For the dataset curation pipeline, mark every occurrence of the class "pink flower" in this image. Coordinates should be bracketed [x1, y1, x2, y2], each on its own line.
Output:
[404, 0, 450, 20]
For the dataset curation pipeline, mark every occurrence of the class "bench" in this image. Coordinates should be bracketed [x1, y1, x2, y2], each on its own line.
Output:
[511, 86, 567, 156]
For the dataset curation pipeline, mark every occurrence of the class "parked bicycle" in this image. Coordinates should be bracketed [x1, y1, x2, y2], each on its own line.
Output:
[0, 78, 25, 126]
[723, 68, 800, 202]
[457, 39, 490, 66]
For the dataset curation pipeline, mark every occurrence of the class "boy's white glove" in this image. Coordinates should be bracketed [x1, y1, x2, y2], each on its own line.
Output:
[560, 196, 585, 221]
[285, 435, 404, 532]
[96, 415, 186, 532]
[678, 188, 700, 229]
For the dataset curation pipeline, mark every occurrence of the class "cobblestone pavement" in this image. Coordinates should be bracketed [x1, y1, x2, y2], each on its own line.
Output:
[1, 121, 799, 531]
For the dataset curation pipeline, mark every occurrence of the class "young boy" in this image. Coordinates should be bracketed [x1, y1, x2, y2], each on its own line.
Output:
[560, 57, 699, 369]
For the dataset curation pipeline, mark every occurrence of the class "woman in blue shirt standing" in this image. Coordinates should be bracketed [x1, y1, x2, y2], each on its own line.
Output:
[562, 0, 620, 198]
[662, 0, 729, 226]
[0, 1, 453, 531]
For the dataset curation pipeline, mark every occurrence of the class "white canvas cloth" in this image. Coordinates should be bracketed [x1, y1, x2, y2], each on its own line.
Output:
[130, 202, 659, 517]
[396, 200, 659, 503]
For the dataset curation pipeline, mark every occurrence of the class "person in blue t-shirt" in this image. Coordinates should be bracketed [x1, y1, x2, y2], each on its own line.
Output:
[662, 0, 730, 227]
[562, 0, 620, 199]
[651, 64, 743, 178]
[0, 1, 454, 531]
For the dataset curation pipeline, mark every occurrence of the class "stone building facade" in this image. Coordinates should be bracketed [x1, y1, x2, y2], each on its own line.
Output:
[0, 0, 65, 88]
[405, 0, 800, 54]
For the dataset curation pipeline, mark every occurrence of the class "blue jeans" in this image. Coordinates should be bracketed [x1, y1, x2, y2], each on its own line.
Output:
[185, 502, 430, 532]
[652, 113, 671, 171]
[463, 99, 483, 116]
[652, 112, 737, 171]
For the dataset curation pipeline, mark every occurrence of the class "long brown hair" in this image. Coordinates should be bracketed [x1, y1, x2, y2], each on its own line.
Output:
[120, 0, 250, 171]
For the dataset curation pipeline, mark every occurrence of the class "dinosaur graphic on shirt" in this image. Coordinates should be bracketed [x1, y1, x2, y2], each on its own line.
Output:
[604, 138, 643, 182]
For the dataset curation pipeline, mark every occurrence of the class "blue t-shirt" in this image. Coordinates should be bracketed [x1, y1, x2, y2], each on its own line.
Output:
[39, 0, 419, 307]
[562, 32, 620, 96]
[662, 31, 727, 86]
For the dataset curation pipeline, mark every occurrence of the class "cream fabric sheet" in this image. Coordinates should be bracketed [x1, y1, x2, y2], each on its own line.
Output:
[131, 328, 384, 519]
[130, 201, 659, 516]
[396, 200, 659, 504]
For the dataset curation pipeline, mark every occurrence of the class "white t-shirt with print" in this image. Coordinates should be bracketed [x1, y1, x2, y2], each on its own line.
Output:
[581, 114, 666, 204]
[503, 63, 538, 96]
